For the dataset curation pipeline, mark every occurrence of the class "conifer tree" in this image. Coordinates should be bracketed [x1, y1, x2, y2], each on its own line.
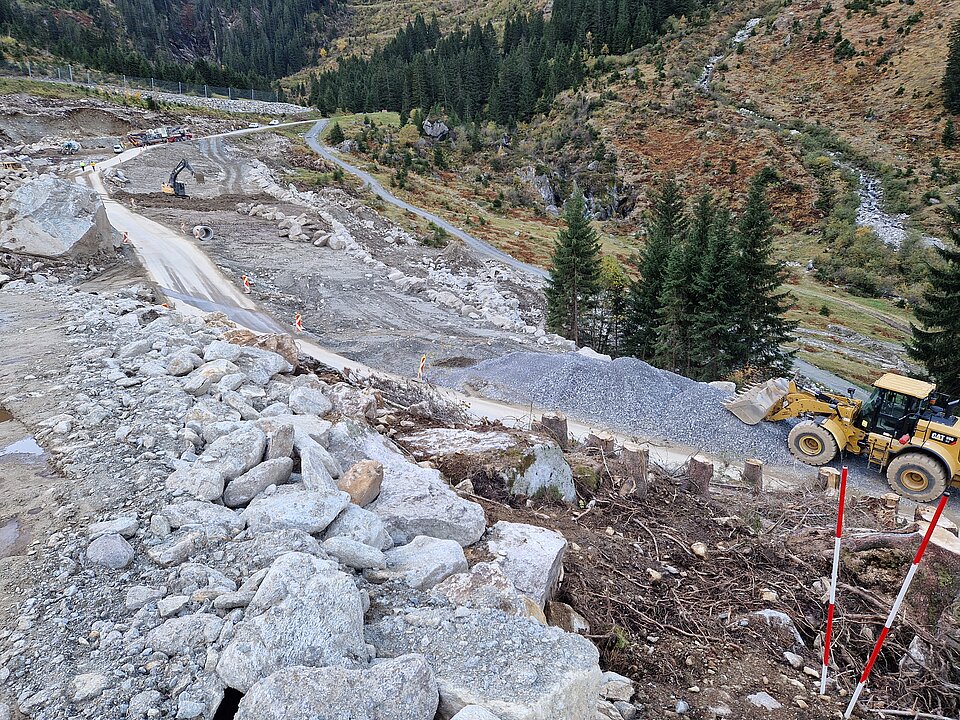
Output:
[327, 121, 345, 145]
[624, 178, 686, 360]
[909, 205, 960, 395]
[944, 118, 956, 149]
[546, 188, 602, 345]
[945, 21, 960, 114]
[653, 193, 710, 372]
[689, 205, 744, 380]
[735, 172, 796, 375]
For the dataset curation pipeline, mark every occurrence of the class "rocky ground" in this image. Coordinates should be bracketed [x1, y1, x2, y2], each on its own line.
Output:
[1, 277, 958, 720]
[112, 136, 561, 377]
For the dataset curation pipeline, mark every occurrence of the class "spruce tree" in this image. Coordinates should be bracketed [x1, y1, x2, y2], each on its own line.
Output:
[653, 193, 711, 373]
[624, 178, 686, 360]
[327, 121, 345, 145]
[545, 188, 602, 345]
[689, 205, 745, 380]
[735, 173, 796, 375]
[945, 21, 960, 114]
[908, 205, 960, 395]
[944, 118, 956, 149]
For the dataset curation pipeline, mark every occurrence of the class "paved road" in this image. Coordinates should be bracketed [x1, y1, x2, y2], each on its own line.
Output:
[304, 121, 548, 280]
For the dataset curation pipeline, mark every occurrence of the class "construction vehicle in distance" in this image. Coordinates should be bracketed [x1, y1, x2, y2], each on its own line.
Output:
[60, 141, 81, 155]
[725, 373, 960, 502]
[127, 126, 192, 147]
[161, 159, 205, 198]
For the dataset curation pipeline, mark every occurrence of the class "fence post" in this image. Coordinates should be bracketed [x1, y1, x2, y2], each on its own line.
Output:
[251, 87, 254, 100]
[68, 65, 73, 82]
[87, 71, 91, 84]
[57, 68, 61, 81]
[151, 78, 155, 91]
[123, 74, 126, 92]
[204, 84, 208, 98]
[228, 87, 232, 100]
[27, 60, 31, 77]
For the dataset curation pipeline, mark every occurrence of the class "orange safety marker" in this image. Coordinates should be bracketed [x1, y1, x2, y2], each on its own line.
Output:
[241, 275, 251, 294]
[417, 354, 426, 380]
[820, 465, 848, 695]
[294, 312, 303, 333]
[180, 222, 187, 234]
[843, 490, 951, 718]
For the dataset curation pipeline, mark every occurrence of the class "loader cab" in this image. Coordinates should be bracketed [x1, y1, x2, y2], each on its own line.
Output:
[857, 374, 936, 439]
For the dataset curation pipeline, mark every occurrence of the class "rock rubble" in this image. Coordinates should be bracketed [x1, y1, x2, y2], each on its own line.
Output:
[0, 280, 637, 720]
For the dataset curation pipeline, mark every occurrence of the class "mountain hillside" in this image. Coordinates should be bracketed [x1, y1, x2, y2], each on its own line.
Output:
[0, 0, 340, 84]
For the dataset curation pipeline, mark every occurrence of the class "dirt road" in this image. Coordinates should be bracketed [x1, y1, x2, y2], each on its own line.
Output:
[304, 121, 548, 280]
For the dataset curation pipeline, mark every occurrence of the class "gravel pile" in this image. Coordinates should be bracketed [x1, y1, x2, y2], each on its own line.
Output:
[444, 351, 797, 465]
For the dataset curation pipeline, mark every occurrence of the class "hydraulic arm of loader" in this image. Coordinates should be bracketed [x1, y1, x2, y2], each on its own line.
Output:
[724, 379, 853, 425]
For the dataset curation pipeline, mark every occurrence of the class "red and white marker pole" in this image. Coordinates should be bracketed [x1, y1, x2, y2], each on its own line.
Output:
[242, 275, 251, 294]
[820, 465, 848, 695]
[417, 354, 426, 381]
[843, 491, 950, 718]
[294, 312, 303, 333]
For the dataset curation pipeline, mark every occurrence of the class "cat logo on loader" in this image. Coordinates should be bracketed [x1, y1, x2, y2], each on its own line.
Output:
[724, 373, 960, 502]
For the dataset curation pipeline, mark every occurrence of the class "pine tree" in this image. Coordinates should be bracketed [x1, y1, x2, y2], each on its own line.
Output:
[735, 173, 796, 375]
[944, 118, 956, 149]
[689, 205, 745, 380]
[653, 193, 711, 372]
[908, 205, 960, 395]
[624, 178, 686, 360]
[545, 188, 602, 345]
[945, 21, 960, 114]
[327, 121, 345, 145]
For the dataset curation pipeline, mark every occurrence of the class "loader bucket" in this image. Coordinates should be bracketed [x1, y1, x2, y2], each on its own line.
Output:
[723, 378, 791, 425]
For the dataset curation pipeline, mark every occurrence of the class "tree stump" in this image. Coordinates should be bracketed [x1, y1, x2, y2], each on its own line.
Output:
[539, 414, 569, 450]
[585, 432, 615, 455]
[618, 443, 649, 497]
[686, 457, 713, 495]
[743, 459, 763, 493]
[816, 467, 841, 492]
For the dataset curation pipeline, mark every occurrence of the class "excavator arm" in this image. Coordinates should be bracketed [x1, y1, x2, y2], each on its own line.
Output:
[161, 159, 205, 197]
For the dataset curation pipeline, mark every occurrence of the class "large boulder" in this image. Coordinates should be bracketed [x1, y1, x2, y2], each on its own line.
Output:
[432, 562, 526, 616]
[222, 329, 299, 370]
[241, 487, 350, 534]
[217, 552, 368, 692]
[235, 654, 438, 720]
[485, 522, 566, 609]
[382, 535, 467, 590]
[399, 429, 575, 502]
[195, 425, 266, 481]
[422, 119, 450, 140]
[0, 176, 113, 259]
[223, 458, 293, 508]
[323, 504, 393, 550]
[366, 606, 601, 720]
[327, 420, 485, 546]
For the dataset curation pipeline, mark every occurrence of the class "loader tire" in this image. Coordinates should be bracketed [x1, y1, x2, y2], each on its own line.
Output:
[787, 421, 838, 466]
[886, 453, 948, 503]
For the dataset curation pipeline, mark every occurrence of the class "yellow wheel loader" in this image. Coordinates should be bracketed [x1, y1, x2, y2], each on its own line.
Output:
[724, 373, 960, 502]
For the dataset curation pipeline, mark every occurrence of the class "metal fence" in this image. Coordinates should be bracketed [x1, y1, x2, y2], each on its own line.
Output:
[1, 60, 281, 103]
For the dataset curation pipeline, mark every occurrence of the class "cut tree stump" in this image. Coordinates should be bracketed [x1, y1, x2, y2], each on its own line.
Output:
[686, 457, 713, 495]
[539, 414, 569, 450]
[743, 459, 763, 493]
[585, 432, 615, 455]
[618, 443, 649, 497]
[816, 467, 841, 491]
